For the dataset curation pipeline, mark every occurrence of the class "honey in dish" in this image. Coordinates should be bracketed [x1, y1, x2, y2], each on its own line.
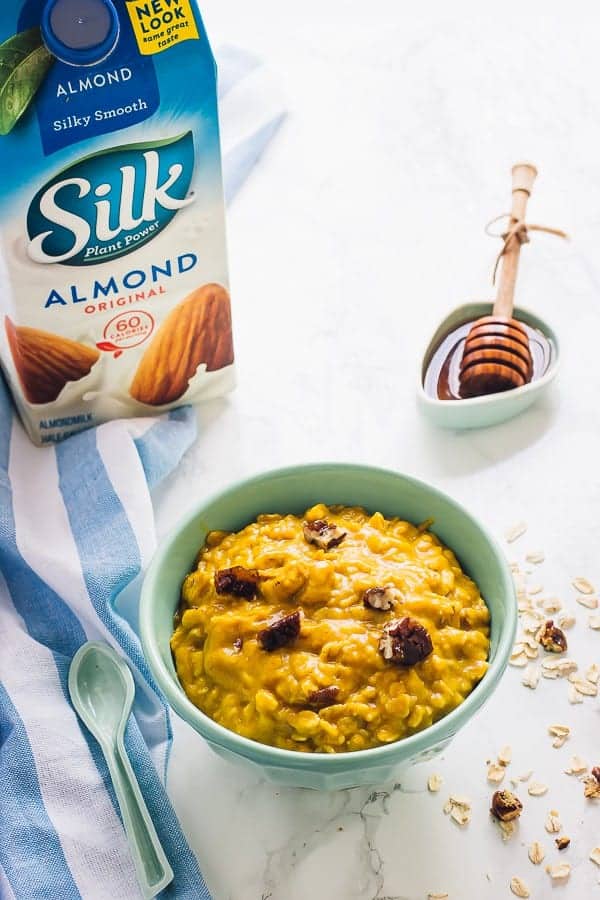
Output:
[423, 318, 554, 401]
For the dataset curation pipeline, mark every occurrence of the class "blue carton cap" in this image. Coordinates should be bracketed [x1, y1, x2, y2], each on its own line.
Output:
[42, 0, 120, 66]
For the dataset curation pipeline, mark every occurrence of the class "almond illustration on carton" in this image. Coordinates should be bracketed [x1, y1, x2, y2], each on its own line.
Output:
[5, 317, 100, 405]
[130, 283, 234, 406]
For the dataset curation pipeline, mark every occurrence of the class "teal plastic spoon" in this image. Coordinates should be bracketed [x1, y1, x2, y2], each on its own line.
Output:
[68, 641, 174, 898]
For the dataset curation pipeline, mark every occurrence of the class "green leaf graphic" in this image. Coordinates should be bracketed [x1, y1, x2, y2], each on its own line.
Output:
[0, 28, 54, 136]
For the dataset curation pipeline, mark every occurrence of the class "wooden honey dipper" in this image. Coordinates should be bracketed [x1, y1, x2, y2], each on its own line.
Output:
[459, 162, 538, 399]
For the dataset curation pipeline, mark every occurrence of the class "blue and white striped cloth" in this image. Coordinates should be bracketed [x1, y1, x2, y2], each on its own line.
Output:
[0, 48, 284, 900]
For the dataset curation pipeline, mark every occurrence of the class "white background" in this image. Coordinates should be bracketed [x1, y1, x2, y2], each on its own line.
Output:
[154, 2, 600, 897]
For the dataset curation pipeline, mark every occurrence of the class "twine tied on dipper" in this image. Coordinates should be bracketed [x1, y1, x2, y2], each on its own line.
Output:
[486, 214, 569, 284]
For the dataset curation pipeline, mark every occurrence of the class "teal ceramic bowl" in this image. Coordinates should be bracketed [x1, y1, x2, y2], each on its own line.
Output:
[140, 464, 516, 790]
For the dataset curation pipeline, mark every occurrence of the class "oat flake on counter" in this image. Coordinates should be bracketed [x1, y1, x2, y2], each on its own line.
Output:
[573, 577, 596, 595]
[528, 841, 545, 865]
[505, 522, 527, 543]
[428, 773, 443, 793]
[510, 876, 530, 897]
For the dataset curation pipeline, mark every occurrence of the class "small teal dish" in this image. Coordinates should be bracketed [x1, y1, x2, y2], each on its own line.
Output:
[140, 464, 516, 790]
[417, 303, 560, 429]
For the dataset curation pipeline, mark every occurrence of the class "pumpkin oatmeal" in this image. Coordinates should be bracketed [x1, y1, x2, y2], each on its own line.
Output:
[170, 504, 490, 753]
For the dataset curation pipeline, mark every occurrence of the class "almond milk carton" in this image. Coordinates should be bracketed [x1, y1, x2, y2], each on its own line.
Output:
[0, 0, 234, 444]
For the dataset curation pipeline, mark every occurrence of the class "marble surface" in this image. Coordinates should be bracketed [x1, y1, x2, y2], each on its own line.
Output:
[153, 2, 600, 897]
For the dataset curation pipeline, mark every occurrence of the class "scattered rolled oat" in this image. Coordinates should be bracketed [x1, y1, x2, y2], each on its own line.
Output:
[526, 551, 545, 564]
[487, 762, 505, 784]
[568, 676, 597, 696]
[528, 781, 548, 796]
[498, 745, 512, 766]
[491, 790, 523, 822]
[505, 522, 527, 543]
[588, 615, 600, 630]
[557, 613, 576, 630]
[573, 577, 595, 595]
[428, 894, 449, 900]
[545, 810, 562, 834]
[576, 594, 599, 609]
[542, 597, 562, 613]
[555, 836, 570, 850]
[548, 725, 570, 748]
[545, 862, 571, 880]
[427, 773, 443, 793]
[542, 657, 577, 678]
[528, 841, 545, 865]
[509, 652, 528, 668]
[589, 847, 600, 866]
[522, 664, 540, 689]
[499, 820, 518, 841]
[510, 876, 530, 898]
[443, 794, 472, 826]
[586, 663, 599, 684]
[564, 755, 587, 775]
[568, 683, 584, 704]
[528, 584, 543, 596]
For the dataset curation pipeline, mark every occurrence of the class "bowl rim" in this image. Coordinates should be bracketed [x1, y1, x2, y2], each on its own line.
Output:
[416, 302, 560, 410]
[140, 462, 517, 769]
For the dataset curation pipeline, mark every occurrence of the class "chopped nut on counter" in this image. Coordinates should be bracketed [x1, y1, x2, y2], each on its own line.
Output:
[428, 773, 443, 793]
[490, 790, 523, 822]
[363, 585, 398, 611]
[528, 841, 545, 865]
[302, 519, 347, 550]
[509, 876, 530, 898]
[257, 610, 302, 651]
[306, 686, 339, 709]
[214, 566, 260, 599]
[583, 768, 600, 799]
[379, 617, 433, 666]
[573, 577, 595, 595]
[537, 620, 568, 653]
[555, 836, 570, 850]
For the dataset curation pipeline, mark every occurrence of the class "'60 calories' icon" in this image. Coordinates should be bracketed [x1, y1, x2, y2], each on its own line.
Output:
[96, 310, 155, 358]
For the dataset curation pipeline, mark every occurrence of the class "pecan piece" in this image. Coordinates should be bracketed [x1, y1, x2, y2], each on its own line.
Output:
[233, 637, 243, 652]
[363, 586, 398, 611]
[257, 610, 302, 651]
[584, 767, 600, 798]
[555, 836, 570, 850]
[490, 790, 523, 822]
[306, 686, 339, 709]
[214, 566, 260, 599]
[537, 620, 567, 653]
[302, 519, 347, 550]
[379, 617, 433, 666]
